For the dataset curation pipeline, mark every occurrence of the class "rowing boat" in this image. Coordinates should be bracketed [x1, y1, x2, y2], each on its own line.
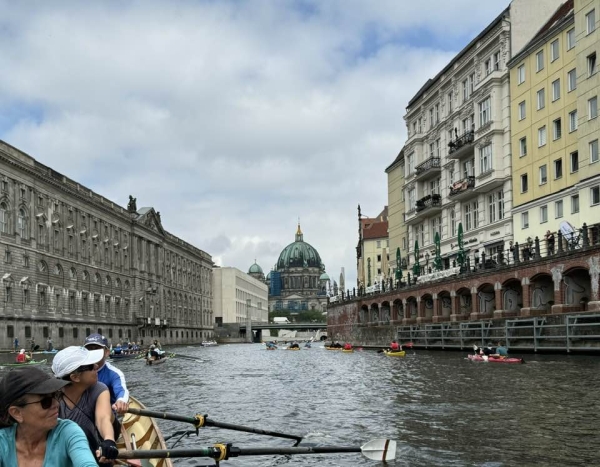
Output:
[110, 352, 144, 361]
[1, 359, 47, 367]
[146, 356, 169, 365]
[383, 350, 406, 357]
[117, 396, 174, 467]
[467, 354, 525, 364]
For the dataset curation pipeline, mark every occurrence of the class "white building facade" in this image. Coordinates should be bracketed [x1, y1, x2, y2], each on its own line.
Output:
[213, 267, 268, 324]
[401, 0, 565, 271]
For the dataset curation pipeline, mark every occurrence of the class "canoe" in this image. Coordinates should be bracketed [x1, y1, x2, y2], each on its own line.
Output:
[468, 354, 525, 364]
[110, 352, 144, 361]
[324, 347, 342, 351]
[286, 347, 301, 351]
[342, 349, 354, 353]
[384, 350, 406, 357]
[1, 359, 47, 367]
[117, 395, 174, 467]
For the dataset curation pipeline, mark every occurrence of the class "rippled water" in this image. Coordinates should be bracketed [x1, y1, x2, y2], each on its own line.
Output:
[2, 346, 600, 466]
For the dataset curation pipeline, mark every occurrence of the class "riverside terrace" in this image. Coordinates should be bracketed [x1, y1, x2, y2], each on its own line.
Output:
[327, 223, 600, 352]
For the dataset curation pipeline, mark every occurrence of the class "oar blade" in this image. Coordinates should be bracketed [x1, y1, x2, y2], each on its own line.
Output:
[361, 439, 397, 461]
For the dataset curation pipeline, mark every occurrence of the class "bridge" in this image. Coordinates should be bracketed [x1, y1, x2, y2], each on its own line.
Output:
[238, 322, 328, 343]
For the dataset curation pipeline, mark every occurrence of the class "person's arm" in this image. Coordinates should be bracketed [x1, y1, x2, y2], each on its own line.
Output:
[94, 390, 115, 442]
[61, 420, 101, 467]
[108, 364, 130, 414]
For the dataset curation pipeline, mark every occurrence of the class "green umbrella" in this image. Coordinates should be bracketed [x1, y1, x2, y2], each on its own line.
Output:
[395, 247, 403, 281]
[457, 223, 465, 268]
[413, 240, 420, 276]
[367, 257, 372, 287]
[434, 232, 443, 271]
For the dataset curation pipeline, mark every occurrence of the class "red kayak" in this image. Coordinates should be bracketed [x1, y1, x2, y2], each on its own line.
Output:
[468, 354, 525, 364]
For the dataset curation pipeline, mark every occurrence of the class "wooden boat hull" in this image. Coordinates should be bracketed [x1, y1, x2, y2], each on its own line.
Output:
[117, 396, 174, 467]
[2, 359, 47, 367]
[384, 350, 406, 357]
[286, 347, 301, 351]
[467, 354, 525, 364]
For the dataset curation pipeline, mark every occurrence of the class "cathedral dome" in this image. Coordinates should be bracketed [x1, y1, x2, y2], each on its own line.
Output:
[319, 272, 330, 281]
[276, 224, 324, 270]
[248, 262, 263, 274]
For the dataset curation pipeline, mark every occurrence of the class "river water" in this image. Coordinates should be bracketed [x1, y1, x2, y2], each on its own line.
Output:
[2, 345, 600, 466]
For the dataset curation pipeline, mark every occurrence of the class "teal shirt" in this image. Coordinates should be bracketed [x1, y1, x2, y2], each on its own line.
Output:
[0, 418, 98, 467]
[496, 346, 508, 356]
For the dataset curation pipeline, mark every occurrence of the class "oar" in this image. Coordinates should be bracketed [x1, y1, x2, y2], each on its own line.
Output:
[117, 439, 397, 462]
[126, 408, 303, 444]
[170, 353, 202, 362]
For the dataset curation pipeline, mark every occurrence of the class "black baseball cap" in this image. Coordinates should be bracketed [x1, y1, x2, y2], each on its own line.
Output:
[0, 367, 68, 415]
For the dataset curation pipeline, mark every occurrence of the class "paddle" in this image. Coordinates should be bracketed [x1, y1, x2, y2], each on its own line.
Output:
[169, 353, 202, 362]
[126, 408, 303, 445]
[117, 439, 397, 462]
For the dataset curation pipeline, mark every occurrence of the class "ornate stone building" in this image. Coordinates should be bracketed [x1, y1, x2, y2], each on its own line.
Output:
[0, 140, 214, 349]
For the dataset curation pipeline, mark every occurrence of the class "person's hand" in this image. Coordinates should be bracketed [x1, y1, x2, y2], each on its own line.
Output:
[113, 400, 129, 414]
[98, 439, 119, 460]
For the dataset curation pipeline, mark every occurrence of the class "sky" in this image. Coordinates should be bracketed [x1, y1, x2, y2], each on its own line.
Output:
[0, 0, 511, 288]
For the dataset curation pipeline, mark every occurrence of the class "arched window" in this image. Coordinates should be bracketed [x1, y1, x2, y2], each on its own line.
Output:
[0, 202, 7, 233]
[18, 208, 27, 238]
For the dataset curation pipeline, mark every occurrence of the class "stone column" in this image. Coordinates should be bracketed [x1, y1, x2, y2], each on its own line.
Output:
[587, 256, 600, 312]
[432, 294, 442, 323]
[551, 265, 565, 313]
[469, 287, 479, 320]
[493, 282, 504, 318]
[450, 291, 462, 322]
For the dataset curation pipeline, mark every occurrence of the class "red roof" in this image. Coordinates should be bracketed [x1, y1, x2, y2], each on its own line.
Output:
[362, 220, 388, 240]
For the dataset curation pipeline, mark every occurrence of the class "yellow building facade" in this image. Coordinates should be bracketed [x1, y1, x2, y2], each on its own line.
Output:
[511, 0, 600, 247]
[385, 149, 408, 278]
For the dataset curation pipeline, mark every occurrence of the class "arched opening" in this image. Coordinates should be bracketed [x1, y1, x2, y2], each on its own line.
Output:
[502, 279, 522, 313]
[478, 283, 495, 315]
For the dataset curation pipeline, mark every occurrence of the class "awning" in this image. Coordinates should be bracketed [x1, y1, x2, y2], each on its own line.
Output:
[483, 239, 505, 247]
[442, 248, 470, 259]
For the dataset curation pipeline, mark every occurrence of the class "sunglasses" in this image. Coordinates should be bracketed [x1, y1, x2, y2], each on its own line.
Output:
[76, 364, 96, 373]
[17, 391, 62, 410]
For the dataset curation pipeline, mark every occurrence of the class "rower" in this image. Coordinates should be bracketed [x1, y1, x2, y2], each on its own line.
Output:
[389, 340, 401, 352]
[492, 341, 509, 358]
[343, 342, 353, 351]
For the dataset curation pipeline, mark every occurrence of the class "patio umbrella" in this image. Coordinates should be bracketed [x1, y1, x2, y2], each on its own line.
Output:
[413, 240, 421, 276]
[367, 257, 372, 287]
[358, 257, 364, 287]
[381, 247, 388, 281]
[434, 232, 443, 271]
[395, 247, 403, 281]
[457, 223, 466, 268]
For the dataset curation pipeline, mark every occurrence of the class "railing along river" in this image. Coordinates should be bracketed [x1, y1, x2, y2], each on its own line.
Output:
[2, 345, 599, 466]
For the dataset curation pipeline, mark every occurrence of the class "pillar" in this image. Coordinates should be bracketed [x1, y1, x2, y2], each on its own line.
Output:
[469, 288, 479, 320]
[587, 256, 600, 312]
[551, 265, 565, 313]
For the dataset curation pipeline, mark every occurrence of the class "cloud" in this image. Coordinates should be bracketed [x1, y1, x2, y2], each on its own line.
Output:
[0, 0, 511, 288]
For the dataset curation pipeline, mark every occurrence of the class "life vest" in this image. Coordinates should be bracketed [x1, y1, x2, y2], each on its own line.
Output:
[390, 343, 400, 351]
[343, 343, 352, 350]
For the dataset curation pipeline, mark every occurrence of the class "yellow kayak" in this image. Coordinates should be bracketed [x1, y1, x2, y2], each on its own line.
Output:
[325, 347, 342, 351]
[286, 347, 301, 351]
[342, 349, 354, 353]
[384, 350, 406, 357]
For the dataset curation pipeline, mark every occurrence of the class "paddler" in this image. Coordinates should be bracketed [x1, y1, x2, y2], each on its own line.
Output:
[389, 340, 401, 352]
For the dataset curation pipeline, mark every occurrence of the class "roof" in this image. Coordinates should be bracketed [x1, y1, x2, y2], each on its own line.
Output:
[406, 6, 509, 109]
[508, 0, 574, 67]
[361, 219, 389, 240]
[385, 146, 405, 173]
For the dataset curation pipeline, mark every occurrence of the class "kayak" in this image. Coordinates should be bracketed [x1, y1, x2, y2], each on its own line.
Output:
[1, 359, 47, 367]
[384, 350, 406, 357]
[468, 354, 525, 364]
[325, 347, 342, 351]
[286, 347, 301, 351]
[342, 349, 354, 353]
[265, 346, 277, 350]
[117, 395, 174, 467]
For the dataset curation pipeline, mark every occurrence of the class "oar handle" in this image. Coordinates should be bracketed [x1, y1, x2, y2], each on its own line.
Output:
[126, 408, 198, 426]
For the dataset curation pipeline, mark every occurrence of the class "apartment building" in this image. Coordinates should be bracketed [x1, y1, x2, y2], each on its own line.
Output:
[385, 148, 408, 277]
[356, 206, 389, 288]
[399, 0, 564, 271]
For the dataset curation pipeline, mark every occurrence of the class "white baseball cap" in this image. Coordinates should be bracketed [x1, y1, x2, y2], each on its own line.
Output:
[52, 346, 104, 378]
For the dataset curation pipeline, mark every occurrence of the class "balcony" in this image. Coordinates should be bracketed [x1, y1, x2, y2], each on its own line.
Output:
[415, 157, 441, 181]
[449, 176, 476, 200]
[448, 130, 475, 159]
[415, 194, 442, 214]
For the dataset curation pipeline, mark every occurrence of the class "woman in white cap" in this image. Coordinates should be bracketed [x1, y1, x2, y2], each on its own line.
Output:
[0, 366, 98, 466]
[52, 346, 119, 466]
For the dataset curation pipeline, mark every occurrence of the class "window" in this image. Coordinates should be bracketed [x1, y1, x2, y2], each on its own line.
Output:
[552, 79, 560, 101]
[435, 103, 440, 124]
[488, 190, 504, 223]
[464, 201, 478, 231]
[586, 9, 596, 35]
[569, 110, 578, 132]
[536, 50, 544, 71]
[551, 39, 559, 62]
[554, 159, 563, 179]
[571, 194, 580, 214]
[479, 97, 491, 126]
[522, 212, 529, 229]
[376, 241, 381, 249]
[485, 58, 492, 75]
[0, 203, 7, 233]
[555, 200, 563, 218]
[431, 216, 441, 239]
[447, 92, 453, 114]
[73, 328, 79, 339]
[521, 173, 528, 193]
[377, 254, 381, 262]
[519, 137, 527, 157]
[540, 165, 548, 185]
[412, 121, 417, 136]
[429, 108, 434, 128]
[591, 139, 599, 163]
[408, 188, 415, 210]
[589, 96, 598, 119]
[537, 88, 545, 110]
[450, 209, 456, 237]
[517, 64, 525, 84]
[570, 151, 579, 172]
[588, 53, 597, 76]
[407, 152, 415, 175]
[538, 126, 547, 147]
[568, 69, 577, 91]
[518, 101, 526, 120]
[24, 289, 29, 304]
[591, 186, 600, 205]
[493, 52, 500, 71]
[540, 205, 548, 223]
[479, 144, 492, 173]
[567, 28, 575, 50]
[553, 118, 562, 140]
[17, 209, 27, 238]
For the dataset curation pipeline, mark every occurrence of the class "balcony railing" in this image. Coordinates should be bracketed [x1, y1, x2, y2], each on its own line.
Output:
[448, 130, 475, 154]
[415, 194, 442, 212]
[449, 176, 475, 197]
[415, 157, 441, 176]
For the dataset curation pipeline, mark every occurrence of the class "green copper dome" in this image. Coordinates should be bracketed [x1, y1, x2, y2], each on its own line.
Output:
[319, 272, 330, 281]
[276, 224, 324, 270]
[248, 262, 263, 274]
